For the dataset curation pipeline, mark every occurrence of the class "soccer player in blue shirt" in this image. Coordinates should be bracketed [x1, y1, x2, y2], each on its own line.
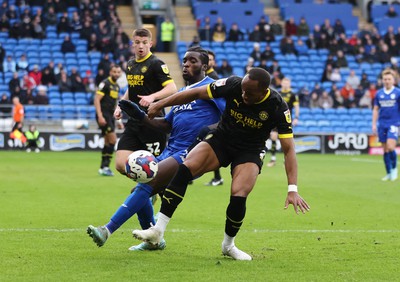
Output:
[87, 47, 225, 250]
[372, 69, 400, 181]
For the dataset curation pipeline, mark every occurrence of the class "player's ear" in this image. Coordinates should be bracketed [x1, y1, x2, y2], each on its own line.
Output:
[201, 64, 208, 71]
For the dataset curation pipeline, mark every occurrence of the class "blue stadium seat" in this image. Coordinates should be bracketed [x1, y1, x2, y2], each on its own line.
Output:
[63, 105, 76, 119]
[49, 98, 62, 105]
[75, 98, 88, 105]
[24, 106, 38, 119]
[37, 106, 49, 120]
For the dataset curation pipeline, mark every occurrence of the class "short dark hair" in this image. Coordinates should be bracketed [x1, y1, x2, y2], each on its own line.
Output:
[133, 28, 152, 39]
[187, 46, 209, 65]
[206, 49, 216, 59]
[247, 67, 271, 90]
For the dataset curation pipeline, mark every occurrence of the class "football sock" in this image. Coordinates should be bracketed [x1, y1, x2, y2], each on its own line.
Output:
[225, 196, 247, 237]
[106, 183, 153, 234]
[100, 145, 107, 168]
[104, 144, 115, 168]
[214, 169, 221, 180]
[389, 150, 397, 169]
[384, 152, 391, 174]
[160, 164, 193, 218]
[222, 232, 235, 247]
[154, 212, 170, 233]
[270, 140, 277, 160]
[137, 198, 155, 229]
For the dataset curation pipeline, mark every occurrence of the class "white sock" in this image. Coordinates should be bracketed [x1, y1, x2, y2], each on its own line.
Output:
[104, 226, 111, 237]
[154, 212, 170, 233]
[222, 233, 235, 248]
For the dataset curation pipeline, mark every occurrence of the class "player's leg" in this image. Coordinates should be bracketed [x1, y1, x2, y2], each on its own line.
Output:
[87, 157, 179, 247]
[132, 142, 220, 244]
[221, 158, 259, 261]
[100, 130, 117, 176]
[378, 127, 392, 181]
[387, 127, 398, 181]
[268, 131, 278, 167]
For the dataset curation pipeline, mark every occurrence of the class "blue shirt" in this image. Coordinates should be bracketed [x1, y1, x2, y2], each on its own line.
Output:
[164, 76, 225, 153]
[374, 86, 400, 126]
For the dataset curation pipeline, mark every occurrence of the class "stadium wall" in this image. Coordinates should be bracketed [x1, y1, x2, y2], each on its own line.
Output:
[1, 131, 398, 155]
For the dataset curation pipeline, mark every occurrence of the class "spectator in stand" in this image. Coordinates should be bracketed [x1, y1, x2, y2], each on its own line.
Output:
[340, 82, 355, 100]
[160, 17, 175, 52]
[20, 14, 34, 38]
[270, 70, 283, 88]
[335, 50, 349, 69]
[249, 25, 262, 42]
[97, 53, 112, 74]
[54, 62, 64, 76]
[311, 83, 323, 96]
[333, 89, 346, 108]
[269, 15, 283, 35]
[354, 84, 365, 104]
[309, 92, 319, 108]
[206, 50, 219, 78]
[198, 21, 212, 42]
[285, 17, 297, 36]
[70, 11, 83, 32]
[333, 19, 346, 36]
[57, 12, 70, 33]
[189, 35, 200, 48]
[317, 33, 330, 49]
[305, 34, 317, 49]
[28, 65, 42, 87]
[298, 85, 311, 108]
[329, 83, 339, 98]
[3, 55, 16, 73]
[296, 38, 308, 55]
[360, 73, 371, 89]
[312, 24, 322, 41]
[383, 26, 395, 46]
[61, 35, 76, 54]
[263, 24, 275, 43]
[390, 57, 400, 74]
[337, 33, 352, 54]
[321, 18, 335, 40]
[216, 59, 233, 78]
[44, 6, 58, 26]
[9, 72, 21, 98]
[16, 54, 29, 73]
[366, 46, 379, 63]
[88, 33, 101, 52]
[331, 68, 342, 83]
[243, 57, 255, 75]
[297, 17, 310, 37]
[257, 15, 268, 33]
[114, 27, 130, 47]
[58, 70, 72, 93]
[0, 14, 10, 32]
[365, 82, 377, 101]
[95, 68, 107, 86]
[32, 15, 45, 39]
[80, 20, 95, 42]
[0, 93, 11, 116]
[258, 59, 269, 71]
[34, 85, 49, 105]
[280, 36, 297, 55]
[21, 74, 37, 104]
[358, 89, 372, 108]
[69, 67, 86, 92]
[346, 70, 360, 89]
[355, 46, 368, 63]
[227, 23, 244, 42]
[250, 42, 262, 63]
[212, 25, 226, 42]
[377, 44, 391, 64]
[268, 59, 282, 74]
[386, 5, 398, 18]
[396, 26, 400, 43]
[198, 16, 211, 29]
[318, 90, 333, 109]
[213, 17, 227, 34]
[261, 44, 275, 61]
[41, 62, 57, 86]
[387, 38, 399, 57]
[322, 63, 334, 82]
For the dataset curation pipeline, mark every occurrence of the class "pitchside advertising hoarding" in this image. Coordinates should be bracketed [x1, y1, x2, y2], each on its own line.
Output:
[0, 131, 399, 154]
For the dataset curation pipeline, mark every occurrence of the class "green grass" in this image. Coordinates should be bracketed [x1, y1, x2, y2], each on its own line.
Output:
[0, 151, 399, 281]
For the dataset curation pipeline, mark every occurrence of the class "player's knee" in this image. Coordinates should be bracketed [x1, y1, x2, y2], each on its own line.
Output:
[115, 159, 126, 175]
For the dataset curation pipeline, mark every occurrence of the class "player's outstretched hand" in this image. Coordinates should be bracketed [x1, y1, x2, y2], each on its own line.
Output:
[284, 192, 310, 215]
[118, 100, 145, 121]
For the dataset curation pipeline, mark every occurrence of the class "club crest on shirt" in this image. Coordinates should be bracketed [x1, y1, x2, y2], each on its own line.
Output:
[141, 66, 148, 73]
[284, 110, 292, 123]
[259, 111, 268, 120]
[161, 64, 169, 74]
[391, 94, 396, 99]
[215, 78, 227, 87]
[205, 133, 213, 140]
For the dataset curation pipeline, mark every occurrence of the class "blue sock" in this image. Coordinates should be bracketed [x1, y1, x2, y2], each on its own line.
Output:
[384, 152, 391, 174]
[137, 199, 155, 229]
[389, 150, 397, 170]
[105, 183, 153, 234]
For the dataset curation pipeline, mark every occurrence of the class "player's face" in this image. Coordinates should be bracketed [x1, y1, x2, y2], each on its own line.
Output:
[132, 36, 152, 59]
[208, 54, 215, 68]
[241, 75, 268, 105]
[382, 74, 395, 90]
[282, 79, 290, 90]
[110, 67, 122, 81]
[182, 51, 205, 83]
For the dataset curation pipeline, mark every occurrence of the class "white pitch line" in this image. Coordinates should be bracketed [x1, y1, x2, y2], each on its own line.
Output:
[0, 228, 399, 233]
[351, 158, 381, 163]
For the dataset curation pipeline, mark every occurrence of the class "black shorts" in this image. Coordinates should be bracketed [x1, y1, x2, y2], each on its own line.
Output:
[96, 113, 115, 136]
[117, 119, 167, 157]
[204, 130, 267, 173]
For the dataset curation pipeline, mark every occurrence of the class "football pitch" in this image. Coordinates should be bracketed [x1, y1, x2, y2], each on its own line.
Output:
[0, 151, 399, 281]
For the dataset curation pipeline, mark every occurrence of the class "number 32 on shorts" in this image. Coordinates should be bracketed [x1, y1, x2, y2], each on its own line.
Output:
[145, 142, 161, 156]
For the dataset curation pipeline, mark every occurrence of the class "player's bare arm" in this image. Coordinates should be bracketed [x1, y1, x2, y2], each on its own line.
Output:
[372, 105, 379, 134]
[280, 137, 310, 214]
[94, 93, 106, 126]
[147, 85, 210, 118]
[138, 82, 178, 107]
